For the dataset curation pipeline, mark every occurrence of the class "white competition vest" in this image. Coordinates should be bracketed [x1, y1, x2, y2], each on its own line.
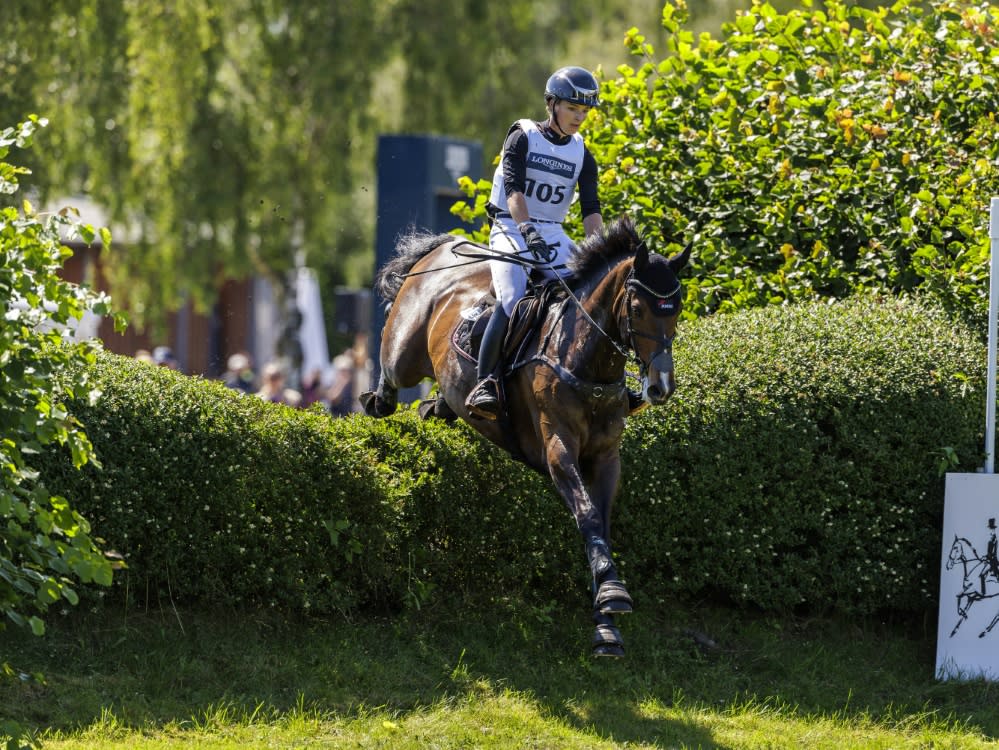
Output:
[489, 119, 584, 223]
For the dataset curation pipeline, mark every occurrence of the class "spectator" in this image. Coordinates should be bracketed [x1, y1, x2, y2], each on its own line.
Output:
[299, 367, 326, 408]
[134, 348, 154, 364]
[152, 346, 179, 370]
[222, 352, 256, 393]
[256, 361, 302, 407]
[326, 351, 356, 416]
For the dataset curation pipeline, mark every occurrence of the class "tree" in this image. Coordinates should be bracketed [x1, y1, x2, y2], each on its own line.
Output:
[1, 116, 118, 682]
[583, 0, 999, 326]
[2, 0, 675, 334]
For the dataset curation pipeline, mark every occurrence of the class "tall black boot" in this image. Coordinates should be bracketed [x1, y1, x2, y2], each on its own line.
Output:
[465, 305, 509, 419]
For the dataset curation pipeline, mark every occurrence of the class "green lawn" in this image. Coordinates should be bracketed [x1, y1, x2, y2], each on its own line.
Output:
[2, 598, 996, 749]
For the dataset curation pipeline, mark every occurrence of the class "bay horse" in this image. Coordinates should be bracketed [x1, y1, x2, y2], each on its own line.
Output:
[360, 216, 690, 657]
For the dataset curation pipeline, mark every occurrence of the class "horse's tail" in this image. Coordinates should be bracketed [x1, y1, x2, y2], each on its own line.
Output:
[375, 229, 453, 304]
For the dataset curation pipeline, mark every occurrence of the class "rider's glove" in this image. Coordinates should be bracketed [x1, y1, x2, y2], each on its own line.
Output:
[518, 222, 549, 262]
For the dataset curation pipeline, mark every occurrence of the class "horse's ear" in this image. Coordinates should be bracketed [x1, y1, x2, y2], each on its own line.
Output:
[668, 242, 692, 274]
[634, 239, 649, 270]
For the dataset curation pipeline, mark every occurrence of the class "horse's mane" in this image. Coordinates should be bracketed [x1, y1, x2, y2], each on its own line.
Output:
[566, 216, 642, 287]
[375, 229, 453, 303]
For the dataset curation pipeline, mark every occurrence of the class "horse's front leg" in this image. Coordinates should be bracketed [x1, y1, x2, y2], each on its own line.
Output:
[580, 452, 633, 617]
[544, 434, 629, 656]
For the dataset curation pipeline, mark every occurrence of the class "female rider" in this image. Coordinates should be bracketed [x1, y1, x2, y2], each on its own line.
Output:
[465, 65, 605, 419]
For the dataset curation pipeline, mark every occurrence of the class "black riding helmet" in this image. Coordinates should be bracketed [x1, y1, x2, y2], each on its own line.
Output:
[544, 66, 600, 108]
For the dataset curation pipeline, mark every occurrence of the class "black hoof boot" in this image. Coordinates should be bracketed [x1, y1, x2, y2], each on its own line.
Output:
[592, 612, 624, 658]
[594, 579, 633, 615]
[359, 390, 396, 418]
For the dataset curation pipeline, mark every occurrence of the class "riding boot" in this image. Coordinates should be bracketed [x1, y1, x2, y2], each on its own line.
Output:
[627, 389, 648, 415]
[465, 305, 510, 419]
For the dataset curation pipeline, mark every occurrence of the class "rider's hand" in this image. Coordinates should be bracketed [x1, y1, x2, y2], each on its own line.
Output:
[518, 222, 549, 262]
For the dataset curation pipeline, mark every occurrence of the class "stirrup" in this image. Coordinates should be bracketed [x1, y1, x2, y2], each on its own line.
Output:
[465, 377, 500, 420]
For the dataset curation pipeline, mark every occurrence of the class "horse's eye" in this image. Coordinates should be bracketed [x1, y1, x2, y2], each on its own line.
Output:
[631, 304, 644, 319]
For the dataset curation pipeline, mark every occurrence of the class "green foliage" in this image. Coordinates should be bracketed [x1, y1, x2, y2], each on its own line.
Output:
[0, 117, 119, 634]
[617, 294, 985, 613]
[592, 0, 999, 327]
[38, 296, 985, 617]
[1, 116, 122, 750]
[458, 0, 999, 329]
[36, 355, 578, 613]
[37, 357, 398, 613]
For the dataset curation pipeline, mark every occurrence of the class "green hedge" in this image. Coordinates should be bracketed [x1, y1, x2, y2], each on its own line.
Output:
[37, 296, 985, 616]
[616, 295, 984, 613]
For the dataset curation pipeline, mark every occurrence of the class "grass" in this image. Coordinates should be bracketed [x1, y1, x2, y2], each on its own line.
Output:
[2, 596, 997, 749]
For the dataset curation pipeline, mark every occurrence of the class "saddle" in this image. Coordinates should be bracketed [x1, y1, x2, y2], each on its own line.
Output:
[452, 278, 567, 366]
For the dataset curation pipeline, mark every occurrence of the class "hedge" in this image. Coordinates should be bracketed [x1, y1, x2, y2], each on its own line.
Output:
[37, 296, 986, 616]
[615, 294, 984, 613]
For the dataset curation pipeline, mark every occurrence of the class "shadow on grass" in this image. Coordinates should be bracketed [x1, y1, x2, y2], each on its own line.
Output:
[1, 594, 997, 747]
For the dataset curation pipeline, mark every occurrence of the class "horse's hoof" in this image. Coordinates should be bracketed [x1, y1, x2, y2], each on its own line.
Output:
[417, 398, 459, 423]
[594, 580, 633, 615]
[359, 391, 395, 418]
[592, 620, 625, 657]
[359, 391, 378, 416]
[592, 621, 624, 652]
[434, 398, 458, 422]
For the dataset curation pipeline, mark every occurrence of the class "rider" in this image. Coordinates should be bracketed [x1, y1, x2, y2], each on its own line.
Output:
[983, 517, 999, 595]
[465, 65, 605, 419]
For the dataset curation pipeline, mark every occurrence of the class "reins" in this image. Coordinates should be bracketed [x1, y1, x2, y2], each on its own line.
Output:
[393, 236, 681, 375]
[388, 239, 565, 282]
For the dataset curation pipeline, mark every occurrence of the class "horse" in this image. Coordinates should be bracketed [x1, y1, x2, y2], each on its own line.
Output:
[360, 216, 690, 657]
[945, 536, 999, 638]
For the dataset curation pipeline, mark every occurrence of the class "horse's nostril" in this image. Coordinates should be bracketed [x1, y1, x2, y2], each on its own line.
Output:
[647, 385, 664, 400]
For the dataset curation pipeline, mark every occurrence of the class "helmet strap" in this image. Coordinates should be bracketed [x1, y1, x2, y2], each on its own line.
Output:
[548, 100, 570, 137]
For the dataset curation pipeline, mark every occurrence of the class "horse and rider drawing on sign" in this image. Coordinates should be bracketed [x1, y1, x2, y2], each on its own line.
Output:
[946, 517, 999, 640]
[360, 66, 690, 657]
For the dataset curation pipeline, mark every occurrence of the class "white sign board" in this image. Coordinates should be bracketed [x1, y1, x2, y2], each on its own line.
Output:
[936, 472, 999, 681]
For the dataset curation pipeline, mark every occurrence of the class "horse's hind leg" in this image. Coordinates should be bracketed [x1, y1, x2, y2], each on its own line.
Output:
[359, 371, 399, 418]
[979, 609, 999, 639]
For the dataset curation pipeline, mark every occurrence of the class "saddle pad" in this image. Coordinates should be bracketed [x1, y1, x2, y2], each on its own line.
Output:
[451, 280, 569, 364]
[452, 295, 494, 363]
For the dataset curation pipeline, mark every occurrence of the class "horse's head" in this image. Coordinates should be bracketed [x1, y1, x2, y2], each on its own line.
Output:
[626, 238, 691, 406]
[947, 535, 963, 569]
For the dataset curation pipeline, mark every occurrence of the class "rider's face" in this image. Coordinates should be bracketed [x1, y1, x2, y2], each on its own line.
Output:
[552, 101, 592, 135]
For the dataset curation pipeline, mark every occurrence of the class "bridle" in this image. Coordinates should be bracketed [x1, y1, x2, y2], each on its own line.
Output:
[622, 271, 682, 383]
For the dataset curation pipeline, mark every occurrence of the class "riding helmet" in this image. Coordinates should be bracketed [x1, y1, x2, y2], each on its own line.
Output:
[545, 66, 601, 107]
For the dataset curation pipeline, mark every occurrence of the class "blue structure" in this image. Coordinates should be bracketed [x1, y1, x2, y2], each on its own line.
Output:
[371, 135, 484, 393]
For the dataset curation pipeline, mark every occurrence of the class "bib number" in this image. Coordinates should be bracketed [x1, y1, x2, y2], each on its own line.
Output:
[524, 178, 567, 205]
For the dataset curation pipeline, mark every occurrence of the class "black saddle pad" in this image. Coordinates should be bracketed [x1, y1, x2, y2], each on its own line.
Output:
[452, 295, 495, 363]
[451, 279, 568, 364]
